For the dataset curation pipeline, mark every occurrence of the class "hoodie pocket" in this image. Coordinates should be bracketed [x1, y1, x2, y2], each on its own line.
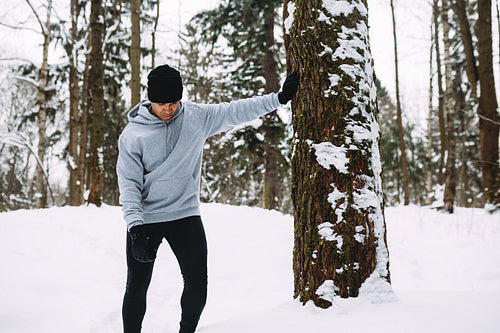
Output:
[144, 174, 198, 211]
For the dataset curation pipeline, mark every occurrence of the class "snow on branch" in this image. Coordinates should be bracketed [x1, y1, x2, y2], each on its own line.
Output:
[14, 75, 40, 89]
[0, 132, 55, 205]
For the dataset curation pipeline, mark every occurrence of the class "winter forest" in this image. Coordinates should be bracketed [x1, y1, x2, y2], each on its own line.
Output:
[1, 0, 498, 212]
[0, 0, 500, 328]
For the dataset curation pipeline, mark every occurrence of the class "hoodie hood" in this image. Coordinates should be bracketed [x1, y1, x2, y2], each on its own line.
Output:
[128, 99, 184, 125]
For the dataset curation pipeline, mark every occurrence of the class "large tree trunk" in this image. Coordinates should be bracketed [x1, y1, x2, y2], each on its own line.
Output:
[68, 0, 81, 206]
[284, 0, 391, 308]
[130, 0, 141, 106]
[442, 0, 457, 213]
[477, 0, 499, 205]
[262, 8, 281, 210]
[88, 0, 105, 206]
[391, 0, 410, 205]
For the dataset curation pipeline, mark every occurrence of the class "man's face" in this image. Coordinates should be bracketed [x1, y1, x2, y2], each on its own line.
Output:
[150, 101, 180, 121]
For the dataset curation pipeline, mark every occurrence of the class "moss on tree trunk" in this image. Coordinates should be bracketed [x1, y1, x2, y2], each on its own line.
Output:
[284, 0, 391, 308]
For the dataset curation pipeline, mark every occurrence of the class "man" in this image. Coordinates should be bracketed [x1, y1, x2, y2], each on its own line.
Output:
[116, 64, 299, 333]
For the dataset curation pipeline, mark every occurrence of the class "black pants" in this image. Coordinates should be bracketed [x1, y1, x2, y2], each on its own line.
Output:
[122, 216, 208, 333]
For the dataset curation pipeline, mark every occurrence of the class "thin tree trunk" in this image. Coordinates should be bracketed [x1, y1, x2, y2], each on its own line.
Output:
[78, 35, 91, 203]
[391, 0, 410, 205]
[28, 0, 52, 208]
[68, 0, 80, 206]
[496, 0, 500, 70]
[442, 0, 457, 213]
[433, 0, 447, 186]
[262, 8, 281, 210]
[88, 0, 105, 206]
[130, 0, 141, 106]
[453, 0, 479, 101]
[151, 0, 159, 69]
[458, 115, 467, 207]
[285, 0, 391, 308]
[477, 0, 500, 205]
[426, 21, 434, 206]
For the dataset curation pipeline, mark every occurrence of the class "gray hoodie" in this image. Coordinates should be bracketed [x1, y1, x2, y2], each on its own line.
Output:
[117, 93, 281, 230]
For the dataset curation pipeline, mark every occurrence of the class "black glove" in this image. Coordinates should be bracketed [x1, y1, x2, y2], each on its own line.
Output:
[278, 71, 300, 104]
[129, 225, 160, 263]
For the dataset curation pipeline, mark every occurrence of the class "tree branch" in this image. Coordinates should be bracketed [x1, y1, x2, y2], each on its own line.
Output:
[478, 113, 500, 126]
[0, 133, 55, 206]
[0, 58, 36, 65]
[0, 21, 40, 34]
[14, 76, 39, 89]
[25, 0, 46, 35]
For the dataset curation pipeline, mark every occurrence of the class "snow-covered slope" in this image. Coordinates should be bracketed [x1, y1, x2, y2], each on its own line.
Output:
[0, 204, 499, 332]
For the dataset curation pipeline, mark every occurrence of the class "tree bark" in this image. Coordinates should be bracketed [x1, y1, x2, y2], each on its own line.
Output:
[262, 8, 281, 210]
[391, 0, 410, 205]
[130, 0, 141, 106]
[151, 0, 159, 69]
[457, 114, 467, 207]
[452, 0, 479, 101]
[433, 0, 447, 186]
[426, 21, 434, 206]
[285, 0, 391, 308]
[88, 0, 105, 206]
[78, 35, 91, 203]
[442, 0, 457, 213]
[477, 0, 500, 205]
[29, 0, 52, 208]
[68, 0, 81, 206]
[497, 0, 500, 70]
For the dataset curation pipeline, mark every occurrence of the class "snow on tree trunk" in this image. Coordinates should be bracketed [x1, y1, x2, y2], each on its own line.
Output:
[68, 0, 81, 206]
[442, 0, 457, 213]
[34, 0, 53, 209]
[433, 0, 447, 187]
[78, 38, 91, 202]
[284, 0, 391, 308]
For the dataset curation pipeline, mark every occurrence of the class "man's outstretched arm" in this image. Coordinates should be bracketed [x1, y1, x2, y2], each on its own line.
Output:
[202, 71, 299, 138]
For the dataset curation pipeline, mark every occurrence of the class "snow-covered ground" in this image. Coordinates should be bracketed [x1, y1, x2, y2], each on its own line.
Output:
[0, 203, 499, 332]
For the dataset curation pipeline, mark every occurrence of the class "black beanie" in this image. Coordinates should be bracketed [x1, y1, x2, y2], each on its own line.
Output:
[147, 64, 183, 103]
